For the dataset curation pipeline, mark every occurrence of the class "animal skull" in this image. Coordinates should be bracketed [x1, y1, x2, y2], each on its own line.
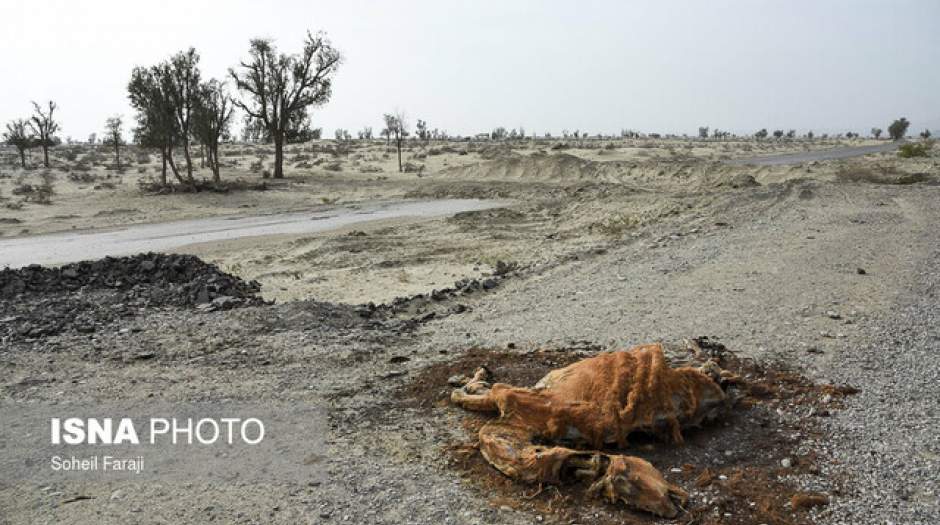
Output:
[451, 343, 730, 518]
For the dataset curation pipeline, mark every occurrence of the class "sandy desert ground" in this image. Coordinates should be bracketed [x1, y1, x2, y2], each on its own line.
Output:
[1, 137, 939, 524]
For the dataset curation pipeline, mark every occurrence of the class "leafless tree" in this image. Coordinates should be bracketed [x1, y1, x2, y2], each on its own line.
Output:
[384, 112, 408, 172]
[4, 119, 34, 168]
[230, 31, 342, 179]
[29, 101, 59, 167]
[193, 79, 234, 183]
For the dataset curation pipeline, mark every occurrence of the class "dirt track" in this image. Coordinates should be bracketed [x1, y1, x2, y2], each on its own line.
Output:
[0, 198, 503, 268]
[1, 139, 939, 524]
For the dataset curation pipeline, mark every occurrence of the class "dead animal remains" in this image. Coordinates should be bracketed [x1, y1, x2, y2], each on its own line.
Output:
[450, 342, 738, 518]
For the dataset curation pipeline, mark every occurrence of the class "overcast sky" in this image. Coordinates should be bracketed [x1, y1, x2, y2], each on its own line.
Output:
[2, 0, 939, 140]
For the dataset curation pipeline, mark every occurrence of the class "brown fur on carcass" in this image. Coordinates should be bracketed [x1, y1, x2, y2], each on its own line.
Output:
[451, 343, 730, 518]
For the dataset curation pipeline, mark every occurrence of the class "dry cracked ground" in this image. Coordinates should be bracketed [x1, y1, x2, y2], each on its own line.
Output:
[1, 138, 938, 524]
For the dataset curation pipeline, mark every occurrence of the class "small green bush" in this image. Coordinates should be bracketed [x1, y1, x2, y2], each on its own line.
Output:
[898, 143, 930, 158]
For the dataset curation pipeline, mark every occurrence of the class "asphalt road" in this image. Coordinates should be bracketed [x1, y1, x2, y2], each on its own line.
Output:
[725, 141, 902, 166]
[0, 198, 505, 269]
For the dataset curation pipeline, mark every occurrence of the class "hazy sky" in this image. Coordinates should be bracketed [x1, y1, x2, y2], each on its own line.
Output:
[2, 0, 939, 140]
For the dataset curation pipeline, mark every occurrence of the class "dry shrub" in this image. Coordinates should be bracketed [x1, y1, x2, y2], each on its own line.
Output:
[835, 166, 928, 185]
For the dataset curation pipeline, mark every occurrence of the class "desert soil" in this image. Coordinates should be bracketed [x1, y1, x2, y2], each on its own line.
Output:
[1, 137, 938, 524]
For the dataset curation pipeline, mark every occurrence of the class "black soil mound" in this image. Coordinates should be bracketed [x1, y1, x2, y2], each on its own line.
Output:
[1, 253, 264, 341]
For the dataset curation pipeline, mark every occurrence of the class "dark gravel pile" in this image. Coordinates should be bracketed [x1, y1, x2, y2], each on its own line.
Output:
[0, 253, 264, 341]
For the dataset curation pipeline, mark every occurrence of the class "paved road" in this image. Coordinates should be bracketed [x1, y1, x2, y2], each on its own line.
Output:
[0, 198, 505, 269]
[725, 141, 902, 166]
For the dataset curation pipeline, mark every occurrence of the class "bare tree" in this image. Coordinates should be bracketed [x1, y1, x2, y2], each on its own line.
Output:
[230, 31, 342, 179]
[4, 119, 34, 168]
[29, 101, 59, 167]
[358, 126, 372, 140]
[103, 116, 124, 169]
[193, 79, 234, 183]
[384, 112, 408, 172]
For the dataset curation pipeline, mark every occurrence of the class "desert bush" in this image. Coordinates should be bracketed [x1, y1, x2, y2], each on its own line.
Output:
[14, 173, 55, 203]
[5, 201, 24, 210]
[32, 189, 53, 204]
[84, 152, 107, 165]
[402, 162, 424, 173]
[898, 143, 930, 158]
[261, 169, 271, 179]
[137, 166, 148, 174]
[39, 170, 56, 187]
[63, 149, 79, 162]
[591, 214, 639, 236]
[136, 152, 151, 164]
[68, 171, 98, 183]
[12, 183, 34, 196]
[250, 157, 264, 173]
[323, 161, 343, 171]
[836, 166, 928, 184]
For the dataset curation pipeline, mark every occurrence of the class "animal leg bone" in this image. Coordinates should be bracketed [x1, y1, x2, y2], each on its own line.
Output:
[477, 420, 687, 518]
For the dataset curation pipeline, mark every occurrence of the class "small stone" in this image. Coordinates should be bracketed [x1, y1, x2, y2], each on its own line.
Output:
[781, 458, 792, 468]
[825, 310, 841, 320]
[856, 267, 866, 275]
[110, 489, 125, 501]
